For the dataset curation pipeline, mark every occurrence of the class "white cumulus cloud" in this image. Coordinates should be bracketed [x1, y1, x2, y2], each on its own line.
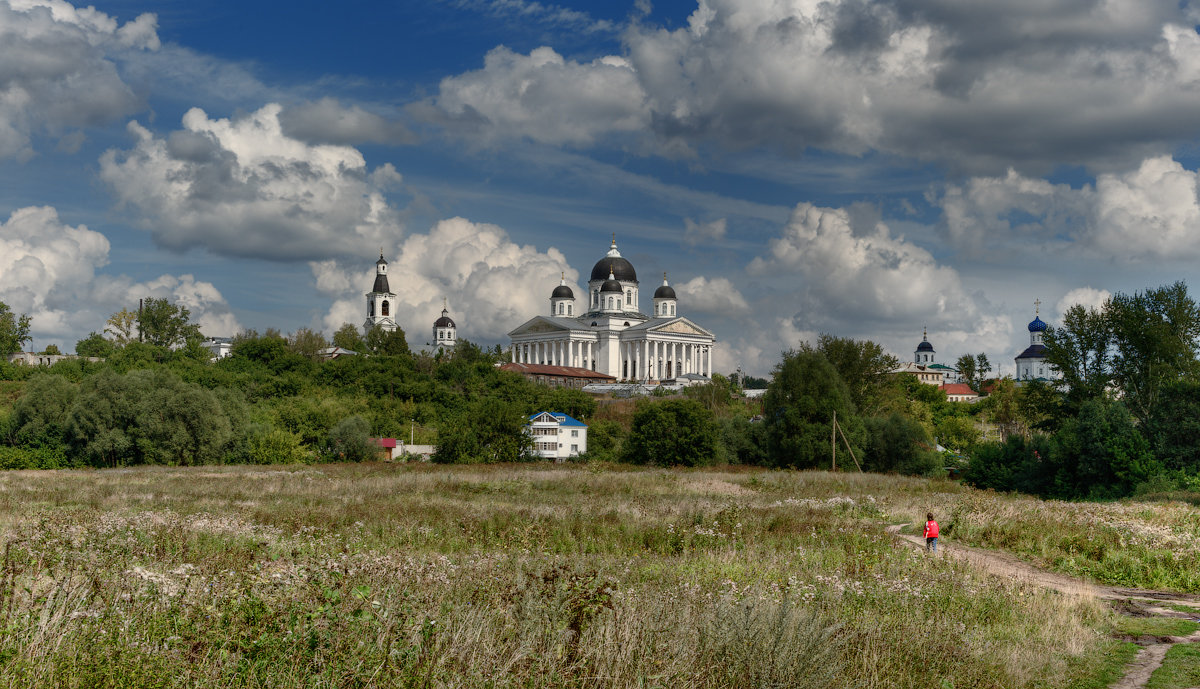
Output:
[937, 156, 1200, 261]
[99, 104, 405, 261]
[1056, 287, 1111, 318]
[0, 205, 239, 349]
[426, 0, 1200, 172]
[673, 276, 748, 316]
[0, 0, 158, 160]
[421, 46, 648, 147]
[314, 217, 574, 344]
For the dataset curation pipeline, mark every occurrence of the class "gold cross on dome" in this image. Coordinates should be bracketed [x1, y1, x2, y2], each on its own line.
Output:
[1034, 298, 1041, 315]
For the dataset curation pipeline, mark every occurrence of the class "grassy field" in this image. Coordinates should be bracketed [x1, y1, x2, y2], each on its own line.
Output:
[0, 464, 1158, 688]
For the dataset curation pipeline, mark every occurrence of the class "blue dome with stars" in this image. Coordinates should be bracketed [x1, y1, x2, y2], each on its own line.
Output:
[1028, 316, 1048, 333]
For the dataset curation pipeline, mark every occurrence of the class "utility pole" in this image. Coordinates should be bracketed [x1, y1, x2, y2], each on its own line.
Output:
[831, 410, 837, 471]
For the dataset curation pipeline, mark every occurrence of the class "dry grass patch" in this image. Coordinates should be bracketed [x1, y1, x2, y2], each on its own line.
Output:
[0, 464, 1128, 687]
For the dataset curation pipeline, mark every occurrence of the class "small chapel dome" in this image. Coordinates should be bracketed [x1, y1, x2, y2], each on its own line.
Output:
[600, 270, 622, 293]
[552, 273, 574, 300]
[916, 339, 934, 353]
[590, 236, 637, 282]
[654, 279, 676, 300]
[1028, 316, 1048, 333]
[376, 253, 387, 265]
[434, 308, 456, 328]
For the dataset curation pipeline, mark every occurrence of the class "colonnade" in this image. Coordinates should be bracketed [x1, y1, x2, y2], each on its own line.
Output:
[618, 340, 712, 380]
[511, 338, 713, 380]
[511, 339, 595, 369]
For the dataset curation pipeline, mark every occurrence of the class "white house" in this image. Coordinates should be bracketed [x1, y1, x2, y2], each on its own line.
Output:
[527, 411, 588, 460]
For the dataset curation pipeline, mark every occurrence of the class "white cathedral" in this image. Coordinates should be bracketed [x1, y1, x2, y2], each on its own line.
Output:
[507, 237, 716, 381]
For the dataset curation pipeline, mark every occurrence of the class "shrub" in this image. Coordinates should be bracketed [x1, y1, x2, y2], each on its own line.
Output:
[625, 399, 719, 467]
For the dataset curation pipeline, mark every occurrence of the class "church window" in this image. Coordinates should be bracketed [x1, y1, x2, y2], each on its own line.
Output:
[382, 300, 390, 316]
[369, 302, 375, 317]
[557, 303, 563, 315]
[670, 304, 675, 316]
[626, 289, 631, 305]
[567, 305, 572, 315]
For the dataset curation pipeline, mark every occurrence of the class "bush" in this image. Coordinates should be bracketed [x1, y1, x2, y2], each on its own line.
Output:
[0, 445, 75, 469]
[625, 399, 719, 467]
[244, 427, 309, 464]
[324, 415, 375, 463]
[864, 413, 940, 476]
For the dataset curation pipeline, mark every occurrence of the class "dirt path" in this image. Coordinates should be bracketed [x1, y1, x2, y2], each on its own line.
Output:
[887, 526, 1200, 689]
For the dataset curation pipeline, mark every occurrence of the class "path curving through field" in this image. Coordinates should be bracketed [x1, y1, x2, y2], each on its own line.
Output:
[887, 525, 1200, 689]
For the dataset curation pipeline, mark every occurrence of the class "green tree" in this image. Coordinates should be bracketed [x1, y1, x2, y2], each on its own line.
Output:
[1147, 379, 1200, 473]
[1043, 302, 1113, 412]
[332, 323, 366, 352]
[0, 301, 32, 356]
[6, 374, 77, 449]
[104, 307, 139, 345]
[1051, 399, 1161, 499]
[583, 419, 627, 462]
[762, 350, 865, 469]
[535, 386, 598, 421]
[365, 325, 410, 357]
[40, 344, 61, 356]
[933, 415, 981, 454]
[75, 332, 115, 358]
[802, 334, 898, 414]
[433, 398, 532, 463]
[625, 399, 720, 467]
[864, 413, 939, 475]
[324, 415, 375, 463]
[955, 355, 978, 391]
[1107, 282, 1200, 426]
[136, 298, 203, 348]
[288, 327, 328, 361]
[683, 373, 737, 411]
[66, 368, 234, 467]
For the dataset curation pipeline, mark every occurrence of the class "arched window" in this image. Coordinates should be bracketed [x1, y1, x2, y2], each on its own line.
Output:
[369, 301, 375, 317]
[382, 300, 390, 316]
[670, 304, 675, 316]
[607, 297, 613, 309]
[567, 305, 572, 315]
[557, 303, 563, 315]
[626, 290, 632, 305]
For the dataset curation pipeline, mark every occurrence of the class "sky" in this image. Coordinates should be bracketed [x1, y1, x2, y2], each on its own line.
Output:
[3, 0, 1200, 376]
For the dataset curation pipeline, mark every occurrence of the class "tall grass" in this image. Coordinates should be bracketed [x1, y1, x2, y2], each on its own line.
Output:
[0, 465, 1122, 687]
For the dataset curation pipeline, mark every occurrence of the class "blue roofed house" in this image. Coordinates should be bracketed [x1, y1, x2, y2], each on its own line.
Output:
[527, 411, 588, 460]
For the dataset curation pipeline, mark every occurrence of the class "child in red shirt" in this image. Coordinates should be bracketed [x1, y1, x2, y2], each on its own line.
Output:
[925, 512, 939, 553]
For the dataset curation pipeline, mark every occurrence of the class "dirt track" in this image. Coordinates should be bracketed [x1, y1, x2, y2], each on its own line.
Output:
[888, 526, 1200, 689]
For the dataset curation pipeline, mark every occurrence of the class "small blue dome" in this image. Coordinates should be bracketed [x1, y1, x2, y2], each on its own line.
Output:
[1028, 316, 1047, 332]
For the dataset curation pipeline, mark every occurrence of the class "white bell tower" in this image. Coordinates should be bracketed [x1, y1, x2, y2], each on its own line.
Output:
[364, 252, 397, 333]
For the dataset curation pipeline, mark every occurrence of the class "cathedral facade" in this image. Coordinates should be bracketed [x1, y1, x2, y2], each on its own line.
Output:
[508, 238, 716, 381]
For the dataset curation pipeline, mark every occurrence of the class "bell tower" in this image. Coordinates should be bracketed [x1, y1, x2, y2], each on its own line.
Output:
[364, 252, 398, 333]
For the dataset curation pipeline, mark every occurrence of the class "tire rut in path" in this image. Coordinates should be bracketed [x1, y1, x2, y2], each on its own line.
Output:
[886, 525, 1200, 689]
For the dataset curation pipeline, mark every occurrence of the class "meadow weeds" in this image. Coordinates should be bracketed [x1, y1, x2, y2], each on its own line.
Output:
[0, 465, 1133, 687]
[945, 490, 1200, 592]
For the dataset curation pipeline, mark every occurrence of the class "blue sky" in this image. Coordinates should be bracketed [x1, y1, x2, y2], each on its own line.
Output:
[4, 0, 1200, 375]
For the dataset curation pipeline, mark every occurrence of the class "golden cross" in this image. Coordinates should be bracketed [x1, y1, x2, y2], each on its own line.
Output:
[1034, 298, 1041, 315]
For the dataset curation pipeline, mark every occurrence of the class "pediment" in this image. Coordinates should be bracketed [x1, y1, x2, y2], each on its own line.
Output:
[651, 318, 712, 337]
[509, 317, 573, 337]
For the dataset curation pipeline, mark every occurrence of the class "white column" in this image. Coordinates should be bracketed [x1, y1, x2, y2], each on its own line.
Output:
[634, 341, 640, 380]
[707, 346, 713, 377]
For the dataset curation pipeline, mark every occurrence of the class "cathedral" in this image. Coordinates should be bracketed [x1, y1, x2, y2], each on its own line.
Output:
[507, 237, 717, 381]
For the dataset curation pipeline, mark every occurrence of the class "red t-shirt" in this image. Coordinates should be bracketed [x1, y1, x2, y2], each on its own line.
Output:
[925, 520, 939, 538]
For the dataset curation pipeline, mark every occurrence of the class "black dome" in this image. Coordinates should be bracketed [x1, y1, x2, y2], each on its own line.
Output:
[434, 316, 455, 327]
[591, 256, 636, 282]
[601, 277, 622, 293]
[916, 340, 934, 352]
[654, 284, 676, 299]
[372, 274, 391, 293]
[551, 284, 574, 299]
